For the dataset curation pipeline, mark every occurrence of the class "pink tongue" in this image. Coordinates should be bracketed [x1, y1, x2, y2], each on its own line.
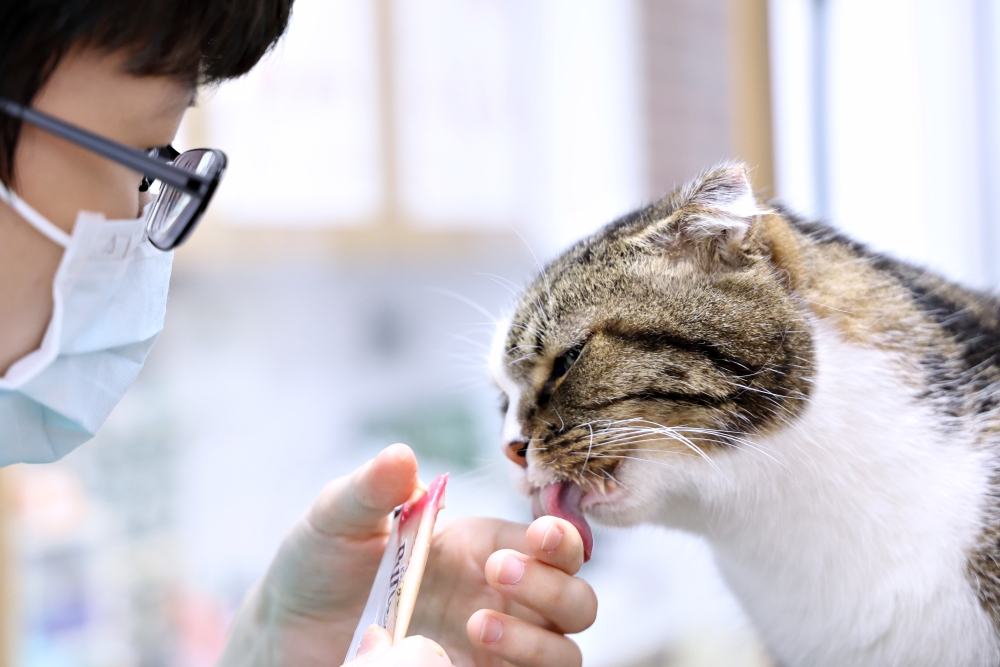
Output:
[532, 482, 594, 562]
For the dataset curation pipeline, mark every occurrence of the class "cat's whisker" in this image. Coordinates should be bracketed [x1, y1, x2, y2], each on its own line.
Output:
[595, 432, 673, 447]
[596, 466, 635, 494]
[588, 421, 786, 471]
[428, 287, 498, 324]
[437, 383, 495, 396]
[534, 296, 552, 331]
[609, 439, 785, 469]
[725, 379, 788, 401]
[507, 322, 546, 341]
[661, 431, 722, 473]
[507, 352, 538, 366]
[592, 450, 703, 466]
[529, 440, 554, 453]
[510, 227, 555, 305]
[450, 459, 513, 480]
[437, 357, 492, 371]
[588, 453, 688, 473]
[550, 426, 733, 473]
[477, 272, 524, 300]
[447, 333, 492, 351]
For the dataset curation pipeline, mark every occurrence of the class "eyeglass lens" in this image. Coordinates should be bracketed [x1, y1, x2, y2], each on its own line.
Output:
[140, 145, 181, 193]
[145, 150, 224, 250]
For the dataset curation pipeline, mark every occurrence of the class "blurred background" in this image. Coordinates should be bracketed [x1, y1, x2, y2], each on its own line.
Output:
[3, 0, 1000, 665]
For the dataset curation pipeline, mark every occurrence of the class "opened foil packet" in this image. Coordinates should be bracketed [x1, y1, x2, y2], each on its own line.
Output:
[344, 473, 449, 661]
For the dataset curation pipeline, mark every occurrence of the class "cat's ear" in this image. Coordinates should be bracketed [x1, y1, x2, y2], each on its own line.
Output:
[638, 162, 766, 266]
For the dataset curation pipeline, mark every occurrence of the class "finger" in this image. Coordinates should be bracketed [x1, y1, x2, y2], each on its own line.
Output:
[309, 444, 419, 538]
[355, 625, 392, 658]
[436, 516, 531, 565]
[467, 609, 582, 667]
[507, 601, 551, 629]
[525, 516, 584, 575]
[486, 518, 532, 555]
[484, 549, 597, 634]
[348, 634, 451, 666]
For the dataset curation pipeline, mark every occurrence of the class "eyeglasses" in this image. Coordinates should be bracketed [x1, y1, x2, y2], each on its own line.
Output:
[0, 98, 226, 250]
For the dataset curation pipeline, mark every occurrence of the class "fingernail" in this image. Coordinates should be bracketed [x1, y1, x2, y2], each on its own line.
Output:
[357, 624, 389, 657]
[480, 616, 503, 644]
[426, 639, 446, 657]
[540, 521, 564, 552]
[496, 555, 525, 585]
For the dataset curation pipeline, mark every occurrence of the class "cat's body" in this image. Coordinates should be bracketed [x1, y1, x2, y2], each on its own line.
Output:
[685, 318, 997, 665]
[490, 164, 1000, 666]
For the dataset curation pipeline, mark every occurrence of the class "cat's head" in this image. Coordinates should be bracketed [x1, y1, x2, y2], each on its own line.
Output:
[489, 163, 815, 558]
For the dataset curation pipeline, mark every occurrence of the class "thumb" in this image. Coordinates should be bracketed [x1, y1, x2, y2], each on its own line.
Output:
[346, 628, 451, 666]
[355, 625, 392, 659]
[309, 444, 419, 538]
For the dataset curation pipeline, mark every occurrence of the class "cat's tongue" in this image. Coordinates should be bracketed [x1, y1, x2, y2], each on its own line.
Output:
[532, 482, 594, 562]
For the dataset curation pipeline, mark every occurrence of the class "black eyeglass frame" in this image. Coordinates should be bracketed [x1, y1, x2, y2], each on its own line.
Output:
[0, 98, 226, 250]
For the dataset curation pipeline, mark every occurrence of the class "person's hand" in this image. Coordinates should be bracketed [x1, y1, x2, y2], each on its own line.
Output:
[412, 513, 595, 666]
[216, 444, 597, 667]
[344, 625, 451, 666]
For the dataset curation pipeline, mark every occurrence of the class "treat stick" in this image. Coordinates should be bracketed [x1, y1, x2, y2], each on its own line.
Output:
[391, 486, 440, 643]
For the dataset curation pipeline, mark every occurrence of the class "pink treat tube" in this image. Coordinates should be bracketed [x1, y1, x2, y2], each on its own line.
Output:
[386, 473, 448, 643]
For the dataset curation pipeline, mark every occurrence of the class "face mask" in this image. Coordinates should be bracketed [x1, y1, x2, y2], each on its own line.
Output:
[0, 181, 173, 465]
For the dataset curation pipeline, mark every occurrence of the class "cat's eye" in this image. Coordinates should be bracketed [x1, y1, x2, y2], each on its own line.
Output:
[538, 342, 586, 406]
[499, 394, 510, 415]
[551, 343, 584, 380]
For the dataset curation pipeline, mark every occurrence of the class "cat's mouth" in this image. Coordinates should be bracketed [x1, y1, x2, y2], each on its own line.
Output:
[530, 478, 620, 562]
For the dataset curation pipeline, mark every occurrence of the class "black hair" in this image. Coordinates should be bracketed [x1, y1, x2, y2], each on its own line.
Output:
[0, 0, 294, 186]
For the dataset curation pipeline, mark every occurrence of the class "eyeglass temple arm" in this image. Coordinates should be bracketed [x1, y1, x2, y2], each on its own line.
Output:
[0, 99, 209, 196]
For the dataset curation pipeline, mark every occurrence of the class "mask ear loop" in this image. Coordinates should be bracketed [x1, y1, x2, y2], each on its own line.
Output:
[0, 179, 71, 248]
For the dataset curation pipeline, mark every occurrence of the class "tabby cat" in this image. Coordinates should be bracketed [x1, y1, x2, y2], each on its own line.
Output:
[490, 163, 1000, 667]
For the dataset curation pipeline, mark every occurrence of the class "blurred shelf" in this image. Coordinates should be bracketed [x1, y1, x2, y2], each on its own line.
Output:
[172, 218, 531, 270]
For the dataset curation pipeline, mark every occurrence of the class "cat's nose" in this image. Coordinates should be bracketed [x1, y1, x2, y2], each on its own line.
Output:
[504, 439, 529, 468]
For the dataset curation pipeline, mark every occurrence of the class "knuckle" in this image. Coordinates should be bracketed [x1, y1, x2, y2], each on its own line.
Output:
[555, 581, 598, 633]
[582, 584, 598, 620]
[501, 619, 581, 667]
[523, 638, 550, 666]
[555, 637, 583, 667]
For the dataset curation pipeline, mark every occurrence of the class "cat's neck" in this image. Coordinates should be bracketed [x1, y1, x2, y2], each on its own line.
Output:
[654, 319, 999, 667]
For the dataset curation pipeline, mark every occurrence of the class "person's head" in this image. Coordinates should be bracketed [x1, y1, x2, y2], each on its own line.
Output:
[0, 1, 294, 458]
[0, 0, 293, 230]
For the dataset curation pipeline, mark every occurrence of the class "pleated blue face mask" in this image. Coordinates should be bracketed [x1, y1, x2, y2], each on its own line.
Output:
[0, 180, 173, 465]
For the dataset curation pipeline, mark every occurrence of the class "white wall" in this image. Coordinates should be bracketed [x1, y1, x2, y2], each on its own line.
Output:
[769, 0, 997, 290]
[768, 0, 821, 218]
[527, 0, 647, 255]
[186, 0, 646, 258]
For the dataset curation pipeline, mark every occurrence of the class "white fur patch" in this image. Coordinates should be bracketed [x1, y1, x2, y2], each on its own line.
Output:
[488, 313, 526, 446]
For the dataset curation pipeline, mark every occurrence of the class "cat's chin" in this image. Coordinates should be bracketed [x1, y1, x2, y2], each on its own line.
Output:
[582, 463, 673, 528]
